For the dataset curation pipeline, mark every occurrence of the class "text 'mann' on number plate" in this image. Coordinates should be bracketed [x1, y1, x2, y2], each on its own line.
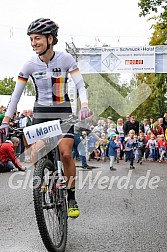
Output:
[23, 120, 62, 145]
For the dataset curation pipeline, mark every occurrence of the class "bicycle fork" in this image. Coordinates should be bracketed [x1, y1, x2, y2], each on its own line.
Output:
[56, 161, 67, 201]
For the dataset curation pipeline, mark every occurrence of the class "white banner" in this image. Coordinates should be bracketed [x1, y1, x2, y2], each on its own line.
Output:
[101, 46, 155, 73]
[23, 120, 62, 145]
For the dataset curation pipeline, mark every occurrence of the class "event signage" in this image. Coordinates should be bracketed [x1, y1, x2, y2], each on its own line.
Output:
[101, 46, 155, 73]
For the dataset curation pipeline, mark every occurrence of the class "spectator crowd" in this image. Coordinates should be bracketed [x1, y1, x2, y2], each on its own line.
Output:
[0, 104, 167, 172]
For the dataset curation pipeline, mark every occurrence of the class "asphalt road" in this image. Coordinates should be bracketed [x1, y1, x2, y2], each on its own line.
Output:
[0, 159, 167, 252]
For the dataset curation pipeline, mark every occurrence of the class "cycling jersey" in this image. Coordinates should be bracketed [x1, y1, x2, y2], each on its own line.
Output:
[5, 51, 88, 118]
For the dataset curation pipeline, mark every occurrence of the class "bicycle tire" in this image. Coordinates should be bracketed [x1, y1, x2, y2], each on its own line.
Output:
[33, 158, 68, 252]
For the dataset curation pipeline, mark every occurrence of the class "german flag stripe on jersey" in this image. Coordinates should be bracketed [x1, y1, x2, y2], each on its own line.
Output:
[18, 76, 28, 83]
[70, 67, 80, 76]
[52, 77, 67, 103]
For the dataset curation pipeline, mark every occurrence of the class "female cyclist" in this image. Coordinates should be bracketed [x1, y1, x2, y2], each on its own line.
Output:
[2, 18, 90, 218]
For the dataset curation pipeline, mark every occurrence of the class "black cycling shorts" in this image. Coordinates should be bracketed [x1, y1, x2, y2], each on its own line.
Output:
[32, 102, 74, 139]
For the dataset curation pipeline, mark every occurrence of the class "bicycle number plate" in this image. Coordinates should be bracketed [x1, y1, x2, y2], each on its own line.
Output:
[23, 120, 62, 145]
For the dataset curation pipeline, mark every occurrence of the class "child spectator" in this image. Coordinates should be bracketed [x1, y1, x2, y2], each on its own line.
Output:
[87, 132, 100, 161]
[136, 132, 147, 164]
[157, 134, 167, 162]
[145, 130, 152, 159]
[80, 131, 87, 147]
[145, 130, 152, 142]
[99, 133, 108, 161]
[151, 121, 164, 138]
[116, 118, 124, 159]
[115, 135, 123, 163]
[107, 132, 120, 171]
[107, 123, 116, 137]
[92, 131, 101, 161]
[140, 118, 150, 135]
[146, 134, 158, 161]
[73, 131, 88, 169]
[133, 134, 138, 161]
[92, 138, 101, 161]
[92, 120, 104, 134]
[124, 129, 136, 169]
[149, 118, 154, 130]
[116, 118, 124, 141]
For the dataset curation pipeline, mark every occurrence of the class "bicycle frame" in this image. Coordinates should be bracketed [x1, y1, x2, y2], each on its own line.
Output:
[36, 136, 67, 190]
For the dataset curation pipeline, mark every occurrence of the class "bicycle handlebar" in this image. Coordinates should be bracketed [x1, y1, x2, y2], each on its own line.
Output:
[0, 125, 23, 134]
[22, 114, 80, 145]
[0, 114, 79, 132]
[59, 114, 79, 125]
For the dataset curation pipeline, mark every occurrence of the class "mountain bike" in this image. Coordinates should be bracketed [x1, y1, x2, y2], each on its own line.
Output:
[23, 115, 78, 252]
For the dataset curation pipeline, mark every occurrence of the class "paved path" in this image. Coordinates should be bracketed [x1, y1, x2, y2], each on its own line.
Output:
[0, 159, 167, 252]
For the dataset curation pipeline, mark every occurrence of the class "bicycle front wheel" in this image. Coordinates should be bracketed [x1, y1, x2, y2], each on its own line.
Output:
[33, 158, 68, 252]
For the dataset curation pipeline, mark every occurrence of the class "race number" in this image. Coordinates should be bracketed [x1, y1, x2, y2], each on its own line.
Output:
[23, 120, 62, 145]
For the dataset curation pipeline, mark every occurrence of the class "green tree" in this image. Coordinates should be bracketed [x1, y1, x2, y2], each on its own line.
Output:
[146, 15, 167, 115]
[0, 77, 36, 96]
[135, 1, 167, 120]
[138, 0, 167, 21]
[83, 73, 130, 122]
[154, 73, 167, 113]
[23, 78, 36, 96]
[133, 73, 159, 120]
[134, 71, 167, 120]
[0, 77, 16, 94]
[138, 0, 167, 35]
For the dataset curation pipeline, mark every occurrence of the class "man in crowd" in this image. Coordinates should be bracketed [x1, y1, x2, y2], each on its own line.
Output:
[123, 114, 131, 135]
[73, 113, 93, 169]
[21, 109, 33, 162]
[18, 109, 28, 162]
[124, 116, 139, 136]
[158, 113, 167, 136]
[0, 137, 26, 172]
